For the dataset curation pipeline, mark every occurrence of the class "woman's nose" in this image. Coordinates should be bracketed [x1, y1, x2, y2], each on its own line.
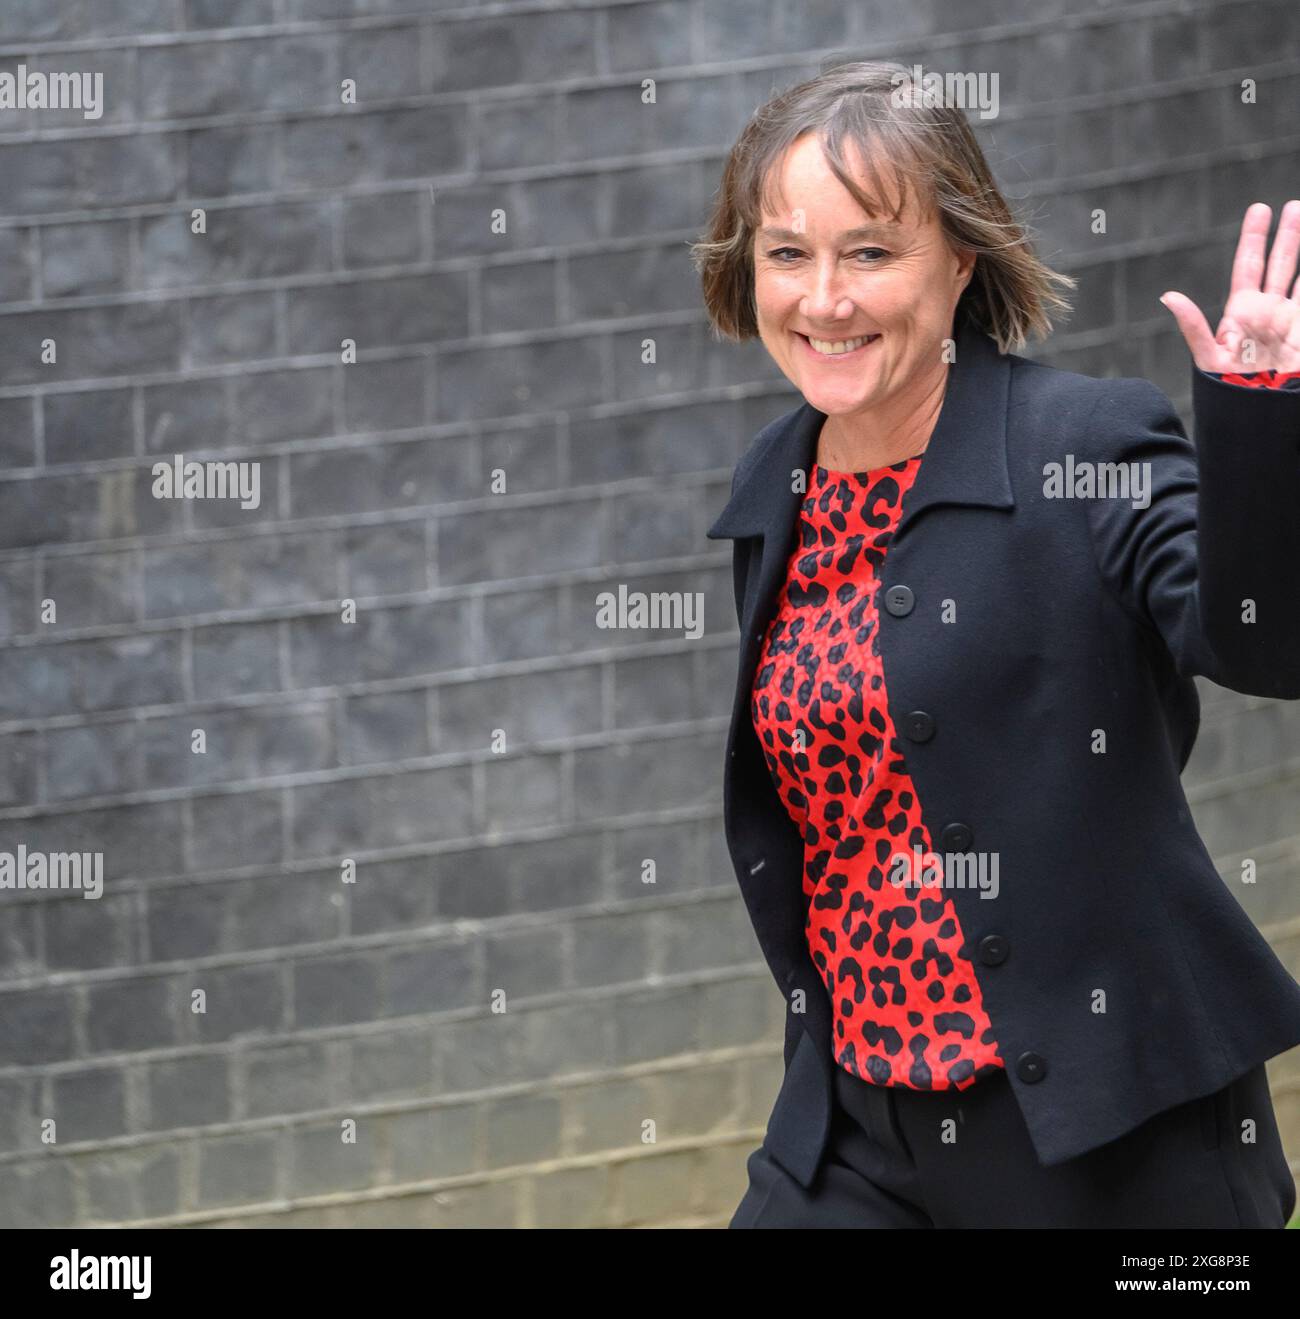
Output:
[801, 263, 851, 319]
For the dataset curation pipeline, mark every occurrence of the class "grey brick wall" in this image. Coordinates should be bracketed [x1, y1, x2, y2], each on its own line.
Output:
[0, 0, 1297, 1228]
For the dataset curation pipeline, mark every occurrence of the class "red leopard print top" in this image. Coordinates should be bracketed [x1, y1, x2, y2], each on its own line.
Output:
[751, 452, 1003, 1091]
[751, 368, 1300, 1093]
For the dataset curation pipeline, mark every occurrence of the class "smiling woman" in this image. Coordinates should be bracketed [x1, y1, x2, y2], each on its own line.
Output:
[693, 58, 1300, 1230]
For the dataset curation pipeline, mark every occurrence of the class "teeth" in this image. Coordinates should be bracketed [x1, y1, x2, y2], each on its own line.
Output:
[807, 333, 876, 355]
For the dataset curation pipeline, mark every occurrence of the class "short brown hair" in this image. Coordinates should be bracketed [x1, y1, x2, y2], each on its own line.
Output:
[689, 60, 1075, 355]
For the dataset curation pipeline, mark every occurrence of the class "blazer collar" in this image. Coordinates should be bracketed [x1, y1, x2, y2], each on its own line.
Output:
[705, 311, 1015, 545]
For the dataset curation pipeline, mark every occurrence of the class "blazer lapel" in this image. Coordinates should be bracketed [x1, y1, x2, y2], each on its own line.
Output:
[706, 402, 818, 659]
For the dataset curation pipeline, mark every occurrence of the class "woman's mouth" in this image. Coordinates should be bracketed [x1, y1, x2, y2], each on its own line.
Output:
[796, 332, 882, 359]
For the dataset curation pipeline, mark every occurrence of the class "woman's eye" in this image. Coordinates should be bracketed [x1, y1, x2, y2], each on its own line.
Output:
[766, 247, 889, 262]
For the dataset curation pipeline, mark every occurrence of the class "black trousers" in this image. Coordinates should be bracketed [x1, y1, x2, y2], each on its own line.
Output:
[731, 1060, 1297, 1228]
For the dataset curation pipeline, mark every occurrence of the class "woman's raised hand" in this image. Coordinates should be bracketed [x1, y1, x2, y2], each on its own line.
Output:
[1159, 199, 1300, 374]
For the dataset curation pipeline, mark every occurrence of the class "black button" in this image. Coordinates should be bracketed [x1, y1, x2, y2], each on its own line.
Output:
[939, 822, 973, 852]
[1016, 1051, 1047, 1083]
[884, 584, 914, 616]
[903, 710, 934, 742]
[977, 934, 1009, 966]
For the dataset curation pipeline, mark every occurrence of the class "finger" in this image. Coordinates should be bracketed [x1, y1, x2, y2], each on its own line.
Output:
[1160, 291, 1224, 369]
[1228, 202, 1272, 301]
[1263, 199, 1300, 297]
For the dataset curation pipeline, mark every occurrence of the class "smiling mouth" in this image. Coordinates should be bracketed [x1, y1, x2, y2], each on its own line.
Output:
[798, 332, 882, 357]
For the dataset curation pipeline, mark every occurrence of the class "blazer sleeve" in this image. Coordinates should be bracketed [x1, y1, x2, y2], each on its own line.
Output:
[1081, 366, 1300, 699]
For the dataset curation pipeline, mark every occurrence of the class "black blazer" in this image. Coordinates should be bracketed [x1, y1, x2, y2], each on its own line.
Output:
[706, 308, 1300, 1184]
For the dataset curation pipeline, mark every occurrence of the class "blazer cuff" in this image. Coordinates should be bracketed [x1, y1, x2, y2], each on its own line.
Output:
[1192, 363, 1300, 423]
[1203, 367, 1300, 390]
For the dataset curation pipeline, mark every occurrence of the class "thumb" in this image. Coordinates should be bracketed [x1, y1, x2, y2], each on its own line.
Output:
[1158, 292, 1221, 369]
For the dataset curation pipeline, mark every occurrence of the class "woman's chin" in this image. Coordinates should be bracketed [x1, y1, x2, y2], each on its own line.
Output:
[798, 381, 878, 415]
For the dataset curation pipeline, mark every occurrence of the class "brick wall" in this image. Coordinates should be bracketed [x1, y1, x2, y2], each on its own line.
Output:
[0, 0, 1296, 1228]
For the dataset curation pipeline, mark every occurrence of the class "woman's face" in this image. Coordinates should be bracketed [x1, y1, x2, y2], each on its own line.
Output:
[752, 133, 975, 419]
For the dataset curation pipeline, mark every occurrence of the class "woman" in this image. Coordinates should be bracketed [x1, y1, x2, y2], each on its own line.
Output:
[692, 61, 1300, 1229]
